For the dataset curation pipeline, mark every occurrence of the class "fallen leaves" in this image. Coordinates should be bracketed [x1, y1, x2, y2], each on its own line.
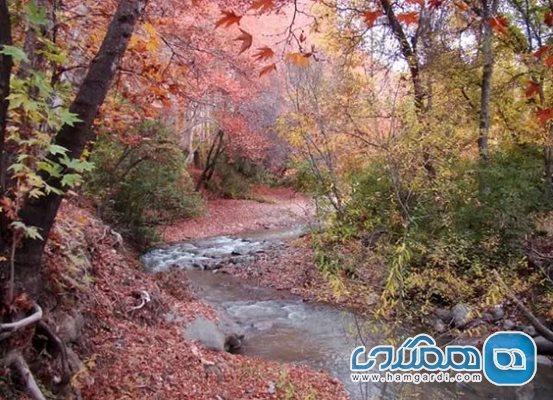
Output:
[215, 10, 242, 28]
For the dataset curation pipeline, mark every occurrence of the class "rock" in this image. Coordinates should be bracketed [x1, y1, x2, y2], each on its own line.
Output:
[537, 355, 553, 367]
[534, 336, 553, 356]
[481, 312, 494, 323]
[523, 325, 537, 337]
[451, 303, 472, 328]
[185, 316, 244, 353]
[502, 319, 516, 330]
[433, 319, 446, 333]
[491, 305, 505, 321]
[434, 307, 452, 323]
[185, 318, 226, 351]
[57, 312, 84, 343]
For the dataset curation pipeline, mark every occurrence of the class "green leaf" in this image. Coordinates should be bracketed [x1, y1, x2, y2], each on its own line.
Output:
[0, 45, 29, 63]
[61, 173, 83, 187]
[48, 144, 68, 155]
[60, 109, 82, 127]
[10, 221, 44, 240]
[25, 1, 48, 26]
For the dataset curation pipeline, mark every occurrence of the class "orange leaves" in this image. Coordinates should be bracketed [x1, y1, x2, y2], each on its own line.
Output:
[525, 81, 541, 98]
[536, 108, 553, 125]
[397, 12, 419, 25]
[251, 0, 275, 13]
[215, 11, 242, 28]
[235, 29, 253, 54]
[253, 46, 275, 62]
[453, 0, 469, 11]
[286, 52, 310, 67]
[363, 10, 382, 28]
[259, 63, 277, 77]
[489, 15, 509, 35]
[533, 45, 553, 69]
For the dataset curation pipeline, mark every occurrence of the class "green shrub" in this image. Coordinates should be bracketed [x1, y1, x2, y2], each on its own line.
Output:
[315, 146, 552, 309]
[86, 121, 203, 246]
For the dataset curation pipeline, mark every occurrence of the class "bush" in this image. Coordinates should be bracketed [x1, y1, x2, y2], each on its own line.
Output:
[86, 121, 203, 246]
[315, 146, 552, 310]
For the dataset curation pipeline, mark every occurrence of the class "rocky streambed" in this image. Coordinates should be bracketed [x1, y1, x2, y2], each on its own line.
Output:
[142, 228, 553, 400]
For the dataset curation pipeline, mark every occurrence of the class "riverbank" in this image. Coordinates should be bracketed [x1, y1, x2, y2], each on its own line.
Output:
[37, 199, 347, 399]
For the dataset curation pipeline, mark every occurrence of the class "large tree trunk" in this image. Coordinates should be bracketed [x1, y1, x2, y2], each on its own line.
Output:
[0, 0, 13, 192]
[477, 0, 499, 162]
[10, 0, 146, 296]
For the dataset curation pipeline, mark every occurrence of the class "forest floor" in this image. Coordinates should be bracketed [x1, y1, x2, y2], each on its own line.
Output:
[37, 194, 347, 400]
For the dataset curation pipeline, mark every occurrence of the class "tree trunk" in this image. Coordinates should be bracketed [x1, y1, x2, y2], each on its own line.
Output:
[0, 0, 13, 193]
[478, 0, 498, 162]
[11, 0, 146, 296]
[379, 0, 435, 177]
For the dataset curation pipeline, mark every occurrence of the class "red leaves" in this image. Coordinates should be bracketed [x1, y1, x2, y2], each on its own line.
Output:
[259, 63, 277, 77]
[534, 45, 550, 59]
[536, 108, 553, 125]
[250, 0, 275, 13]
[545, 11, 553, 27]
[489, 15, 509, 35]
[253, 46, 275, 62]
[533, 45, 553, 68]
[397, 12, 419, 25]
[363, 10, 382, 28]
[525, 81, 541, 98]
[234, 29, 253, 54]
[406, 0, 425, 6]
[215, 10, 242, 28]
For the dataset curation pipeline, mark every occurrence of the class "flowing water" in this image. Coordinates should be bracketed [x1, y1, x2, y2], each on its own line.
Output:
[142, 228, 553, 400]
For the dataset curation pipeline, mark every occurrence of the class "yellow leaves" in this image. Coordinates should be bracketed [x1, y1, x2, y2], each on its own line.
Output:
[286, 52, 310, 68]
[397, 12, 419, 26]
[259, 63, 276, 77]
[253, 46, 275, 62]
[250, 0, 275, 13]
[215, 10, 242, 28]
[363, 10, 382, 28]
[235, 29, 253, 54]
[129, 22, 159, 53]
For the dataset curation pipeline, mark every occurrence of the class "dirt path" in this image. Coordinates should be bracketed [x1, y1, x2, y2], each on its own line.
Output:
[161, 186, 314, 242]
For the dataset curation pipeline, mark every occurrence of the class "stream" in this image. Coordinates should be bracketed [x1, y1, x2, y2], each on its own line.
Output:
[141, 227, 553, 400]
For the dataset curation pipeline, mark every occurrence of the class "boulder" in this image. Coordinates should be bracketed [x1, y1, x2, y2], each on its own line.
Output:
[451, 303, 472, 328]
[185, 316, 244, 353]
[502, 319, 516, 330]
[433, 319, 446, 333]
[434, 307, 452, 323]
[523, 325, 537, 337]
[490, 305, 505, 321]
[57, 312, 85, 343]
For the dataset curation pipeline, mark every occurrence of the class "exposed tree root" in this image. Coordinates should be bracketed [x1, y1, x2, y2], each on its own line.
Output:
[3, 350, 47, 400]
[37, 320, 70, 385]
[0, 302, 42, 341]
